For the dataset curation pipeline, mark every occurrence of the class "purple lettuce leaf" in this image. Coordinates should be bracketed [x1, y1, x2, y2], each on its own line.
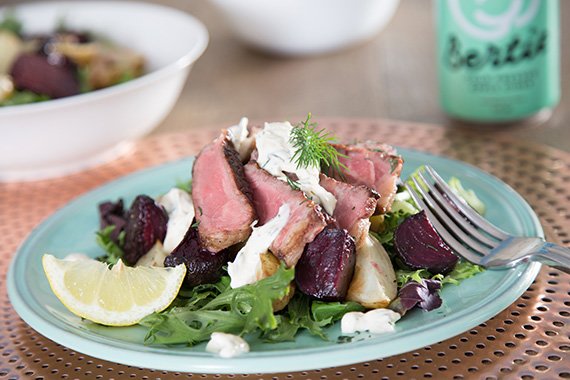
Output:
[398, 278, 442, 312]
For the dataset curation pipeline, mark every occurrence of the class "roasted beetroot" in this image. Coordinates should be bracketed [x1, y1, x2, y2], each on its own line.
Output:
[394, 210, 458, 274]
[123, 195, 168, 265]
[10, 52, 80, 98]
[164, 225, 228, 287]
[295, 228, 356, 301]
[98, 199, 127, 244]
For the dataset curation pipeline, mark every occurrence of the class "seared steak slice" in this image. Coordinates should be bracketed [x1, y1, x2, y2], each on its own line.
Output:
[192, 130, 256, 252]
[244, 162, 328, 267]
[320, 174, 378, 247]
[332, 142, 403, 214]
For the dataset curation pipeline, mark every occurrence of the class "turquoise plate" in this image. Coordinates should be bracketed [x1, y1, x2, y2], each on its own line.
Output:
[7, 149, 542, 374]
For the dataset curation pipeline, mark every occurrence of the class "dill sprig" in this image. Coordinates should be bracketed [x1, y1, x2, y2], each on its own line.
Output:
[289, 113, 345, 175]
[286, 177, 301, 191]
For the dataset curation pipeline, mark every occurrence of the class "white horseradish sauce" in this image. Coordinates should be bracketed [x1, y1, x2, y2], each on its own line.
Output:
[341, 309, 401, 334]
[206, 332, 250, 358]
[157, 188, 195, 253]
[227, 117, 254, 162]
[255, 121, 337, 215]
[228, 204, 290, 288]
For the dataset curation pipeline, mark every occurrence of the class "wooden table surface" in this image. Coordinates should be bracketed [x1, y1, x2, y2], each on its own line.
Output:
[148, 0, 570, 152]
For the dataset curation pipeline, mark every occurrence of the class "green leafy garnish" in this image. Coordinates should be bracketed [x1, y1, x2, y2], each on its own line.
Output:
[77, 67, 93, 93]
[395, 268, 433, 288]
[175, 178, 192, 193]
[440, 261, 484, 285]
[286, 177, 301, 191]
[448, 177, 486, 215]
[95, 225, 125, 265]
[263, 294, 325, 342]
[264, 296, 364, 342]
[117, 70, 136, 84]
[395, 260, 483, 289]
[311, 300, 365, 325]
[0, 11, 22, 35]
[289, 113, 345, 175]
[371, 187, 419, 254]
[140, 264, 294, 345]
[0, 91, 50, 107]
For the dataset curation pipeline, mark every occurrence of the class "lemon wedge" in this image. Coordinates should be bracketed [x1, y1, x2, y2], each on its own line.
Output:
[42, 254, 186, 326]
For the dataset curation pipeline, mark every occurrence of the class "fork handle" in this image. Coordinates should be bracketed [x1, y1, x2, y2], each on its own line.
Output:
[534, 243, 570, 274]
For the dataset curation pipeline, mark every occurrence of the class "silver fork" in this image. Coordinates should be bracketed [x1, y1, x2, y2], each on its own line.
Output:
[404, 166, 570, 274]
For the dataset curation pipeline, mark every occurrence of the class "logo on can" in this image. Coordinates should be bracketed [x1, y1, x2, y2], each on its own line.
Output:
[438, 0, 560, 123]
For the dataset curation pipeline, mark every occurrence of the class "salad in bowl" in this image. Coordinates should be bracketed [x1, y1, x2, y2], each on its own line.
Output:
[0, 12, 144, 107]
[42, 116, 485, 357]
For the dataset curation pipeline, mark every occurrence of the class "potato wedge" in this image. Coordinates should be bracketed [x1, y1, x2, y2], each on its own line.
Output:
[0, 30, 22, 74]
[136, 241, 168, 267]
[260, 251, 295, 312]
[346, 233, 397, 308]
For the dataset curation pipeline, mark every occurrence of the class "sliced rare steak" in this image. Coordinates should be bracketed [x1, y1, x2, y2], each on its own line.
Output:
[319, 174, 378, 247]
[331, 142, 403, 214]
[295, 227, 356, 301]
[244, 162, 328, 267]
[192, 130, 256, 252]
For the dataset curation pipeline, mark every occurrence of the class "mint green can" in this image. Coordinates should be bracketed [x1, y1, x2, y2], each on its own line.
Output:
[437, 0, 560, 124]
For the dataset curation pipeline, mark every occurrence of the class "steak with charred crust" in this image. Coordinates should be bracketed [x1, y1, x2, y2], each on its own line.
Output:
[192, 130, 256, 252]
[331, 142, 403, 214]
[319, 174, 378, 248]
[244, 161, 328, 267]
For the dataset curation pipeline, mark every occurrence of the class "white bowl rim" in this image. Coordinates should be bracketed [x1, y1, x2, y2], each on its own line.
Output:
[0, 0, 209, 117]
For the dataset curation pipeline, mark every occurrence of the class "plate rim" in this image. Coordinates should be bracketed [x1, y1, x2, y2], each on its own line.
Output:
[7, 149, 543, 373]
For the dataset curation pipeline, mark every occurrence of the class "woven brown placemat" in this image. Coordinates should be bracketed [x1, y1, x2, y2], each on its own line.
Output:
[0, 118, 568, 379]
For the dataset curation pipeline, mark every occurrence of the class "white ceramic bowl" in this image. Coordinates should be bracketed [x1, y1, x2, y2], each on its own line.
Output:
[0, 1, 208, 181]
[210, 0, 399, 56]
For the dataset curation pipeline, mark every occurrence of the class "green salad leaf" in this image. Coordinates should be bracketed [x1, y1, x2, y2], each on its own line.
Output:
[395, 268, 434, 288]
[95, 225, 124, 265]
[440, 260, 485, 286]
[395, 261, 483, 289]
[175, 178, 193, 193]
[263, 296, 365, 342]
[140, 264, 294, 345]
[447, 177, 486, 215]
[371, 187, 419, 253]
[263, 294, 325, 342]
[0, 91, 50, 107]
[311, 300, 365, 323]
[0, 11, 22, 35]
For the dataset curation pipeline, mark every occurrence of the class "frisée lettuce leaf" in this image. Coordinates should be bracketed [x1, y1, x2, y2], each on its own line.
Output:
[141, 264, 294, 345]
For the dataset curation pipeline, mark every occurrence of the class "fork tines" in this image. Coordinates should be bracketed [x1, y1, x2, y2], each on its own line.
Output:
[403, 166, 508, 265]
